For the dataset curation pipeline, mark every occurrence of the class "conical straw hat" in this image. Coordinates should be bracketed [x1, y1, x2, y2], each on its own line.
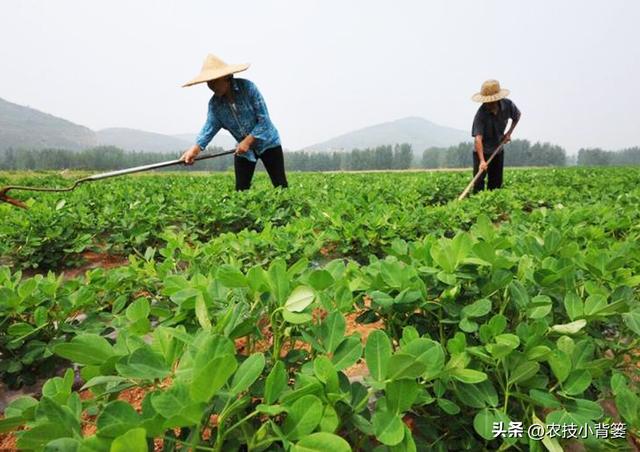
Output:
[182, 54, 249, 88]
[471, 79, 510, 103]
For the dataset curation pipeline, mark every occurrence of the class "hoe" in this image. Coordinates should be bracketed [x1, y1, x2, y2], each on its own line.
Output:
[0, 150, 235, 209]
[1, 143, 507, 208]
[457, 139, 507, 201]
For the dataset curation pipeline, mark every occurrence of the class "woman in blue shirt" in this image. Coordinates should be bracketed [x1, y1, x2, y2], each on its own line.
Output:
[181, 54, 288, 190]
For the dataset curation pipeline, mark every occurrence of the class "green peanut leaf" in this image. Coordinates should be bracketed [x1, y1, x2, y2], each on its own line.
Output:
[331, 336, 362, 371]
[110, 427, 147, 452]
[508, 361, 540, 385]
[386, 380, 419, 414]
[365, 330, 392, 381]
[264, 360, 288, 405]
[126, 298, 150, 322]
[548, 350, 571, 383]
[53, 334, 115, 366]
[283, 395, 323, 440]
[562, 370, 592, 395]
[116, 347, 170, 381]
[461, 298, 492, 318]
[451, 368, 488, 384]
[217, 265, 248, 288]
[527, 295, 552, 319]
[285, 286, 316, 312]
[372, 410, 405, 446]
[308, 270, 335, 291]
[96, 401, 140, 438]
[320, 312, 346, 354]
[229, 353, 265, 396]
[549, 319, 587, 335]
[292, 432, 351, 452]
[474, 408, 509, 441]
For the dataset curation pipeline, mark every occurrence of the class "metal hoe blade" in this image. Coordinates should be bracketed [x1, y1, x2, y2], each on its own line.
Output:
[0, 149, 235, 209]
[0, 187, 28, 209]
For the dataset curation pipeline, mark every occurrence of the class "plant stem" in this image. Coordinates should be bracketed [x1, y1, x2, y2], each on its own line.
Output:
[439, 306, 445, 344]
[189, 422, 201, 450]
[502, 360, 510, 414]
[158, 434, 217, 451]
[353, 387, 376, 413]
[213, 397, 234, 451]
[221, 411, 259, 439]
[503, 388, 510, 414]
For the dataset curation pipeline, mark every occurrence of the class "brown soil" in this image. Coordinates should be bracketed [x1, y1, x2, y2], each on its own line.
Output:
[62, 251, 129, 279]
[601, 398, 640, 451]
[0, 427, 18, 451]
[0, 302, 384, 449]
[320, 243, 339, 259]
[19, 251, 129, 281]
[492, 212, 511, 225]
[343, 306, 385, 379]
[623, 350, 640, 384]
[234, 305, 383, 380]
[8, 284, 636, 449]
[0, 381, 172, 450]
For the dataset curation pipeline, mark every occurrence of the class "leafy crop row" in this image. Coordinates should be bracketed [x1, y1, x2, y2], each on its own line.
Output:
[1, 168, 639, 450]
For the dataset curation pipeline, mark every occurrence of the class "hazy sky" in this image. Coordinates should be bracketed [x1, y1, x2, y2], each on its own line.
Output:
[1, 0, 638, 153]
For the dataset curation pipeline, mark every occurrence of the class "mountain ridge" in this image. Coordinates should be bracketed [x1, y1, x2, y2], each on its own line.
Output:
[1, 97, 470, 154]
[303, 116, 470, 153]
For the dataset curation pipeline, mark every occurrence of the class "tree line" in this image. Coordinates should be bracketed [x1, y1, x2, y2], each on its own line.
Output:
[286, 144, 413, 171]
[0, 144, 414, 172]
[422, 140, 567, 168]
[0, 147, 233, 172]
[1, 141, 639, 172]
[577, 147, 640, 166]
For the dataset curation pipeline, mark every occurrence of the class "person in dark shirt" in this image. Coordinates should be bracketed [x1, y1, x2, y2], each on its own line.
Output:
[471, 80, 521, 192]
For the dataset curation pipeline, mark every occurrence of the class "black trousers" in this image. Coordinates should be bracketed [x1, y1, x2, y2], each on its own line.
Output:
[234, 145, 288, 191]
[473, 151, 504, 193]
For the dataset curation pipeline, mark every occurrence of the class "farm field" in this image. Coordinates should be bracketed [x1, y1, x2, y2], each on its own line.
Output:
[1, 167, 639, 451]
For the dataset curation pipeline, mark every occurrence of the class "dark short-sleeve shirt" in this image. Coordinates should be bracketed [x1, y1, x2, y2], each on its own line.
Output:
[471, 98, 521, 154]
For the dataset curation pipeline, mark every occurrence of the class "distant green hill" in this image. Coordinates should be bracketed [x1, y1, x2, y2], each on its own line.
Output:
[304, 116, 469, 153]
[172, 132, 237, 150]
[1, 97, 469, 156]
[0, 96, 245, 154]
[96, 128, 191, 153]
[96, 129, 238, 153]
[0, 97, 96, 151]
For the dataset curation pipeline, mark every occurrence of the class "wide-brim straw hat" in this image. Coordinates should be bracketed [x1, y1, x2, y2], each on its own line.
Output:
[471, 79, 510, 103]
[182, 54, 249, 88]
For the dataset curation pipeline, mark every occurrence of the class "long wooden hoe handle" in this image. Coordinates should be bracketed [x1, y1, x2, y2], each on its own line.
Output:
[0, 149, 236, 209]
[457, 140, 508, 201]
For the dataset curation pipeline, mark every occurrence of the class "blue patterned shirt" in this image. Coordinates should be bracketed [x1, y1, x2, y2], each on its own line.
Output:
[195, 78, 281, 162]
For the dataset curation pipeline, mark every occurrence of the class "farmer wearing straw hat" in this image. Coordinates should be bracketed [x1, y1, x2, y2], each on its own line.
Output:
[471, 80, 521, 192]
[180, 54, 288, 191]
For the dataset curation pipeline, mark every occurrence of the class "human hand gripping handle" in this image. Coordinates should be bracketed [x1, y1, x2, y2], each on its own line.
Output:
[479, 132, 511, 171]
[180, 145, 202, 165]
[235, 135, 255, 155]
[479, 135, 511, 175]
[457, 136, 510, 201]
